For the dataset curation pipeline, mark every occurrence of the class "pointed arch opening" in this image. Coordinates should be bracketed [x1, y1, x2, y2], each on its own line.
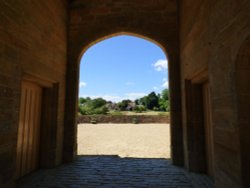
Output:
[77, 32, 170, 64]
[63, 32, 184, 167]
[77, 34, 171, 159]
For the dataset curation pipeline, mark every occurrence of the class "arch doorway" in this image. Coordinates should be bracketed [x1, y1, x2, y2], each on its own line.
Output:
[63, 32, 184, 166]
[77, 34, 170, 159]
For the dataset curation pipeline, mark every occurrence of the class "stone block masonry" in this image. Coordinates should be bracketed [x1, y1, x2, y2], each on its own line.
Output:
[17, 156, 213, 188]
[0, 0, 68, 187]
[77, 115, 170, 124]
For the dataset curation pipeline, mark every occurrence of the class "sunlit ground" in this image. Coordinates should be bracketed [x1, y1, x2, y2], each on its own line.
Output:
[77, 123, 170, 159]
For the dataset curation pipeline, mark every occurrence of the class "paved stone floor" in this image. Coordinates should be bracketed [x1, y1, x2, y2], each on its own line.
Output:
[17, 156, 214, 188]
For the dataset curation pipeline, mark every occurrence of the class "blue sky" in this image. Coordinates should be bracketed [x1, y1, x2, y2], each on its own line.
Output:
[79, 35, 168, 102]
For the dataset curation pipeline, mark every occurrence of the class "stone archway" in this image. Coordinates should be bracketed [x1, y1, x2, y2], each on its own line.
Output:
[63, 0, 184, 166]
[235, 36, 250, 187]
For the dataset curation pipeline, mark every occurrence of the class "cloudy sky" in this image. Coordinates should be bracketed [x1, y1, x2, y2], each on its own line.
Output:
[79, 35, 168, 102]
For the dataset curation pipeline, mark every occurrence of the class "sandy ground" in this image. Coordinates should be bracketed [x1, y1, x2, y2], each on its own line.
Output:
[77, 123, 171, 159]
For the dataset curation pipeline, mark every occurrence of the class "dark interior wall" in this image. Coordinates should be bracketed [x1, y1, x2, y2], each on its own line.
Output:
[180, 0, 250, 187]
[185, 81, 207, 173]
[235, 37, 250, 188]
[180, 0, 210, 170]
[0, 1, 68, 187]
[65, 0, 184, 165]
[207, 1, 250, 187]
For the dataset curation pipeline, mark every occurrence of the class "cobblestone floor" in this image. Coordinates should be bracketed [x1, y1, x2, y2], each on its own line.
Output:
[17, 156, 214, 188]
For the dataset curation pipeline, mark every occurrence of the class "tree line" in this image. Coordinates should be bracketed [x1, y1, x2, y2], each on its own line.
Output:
[78, 89, 170, 115]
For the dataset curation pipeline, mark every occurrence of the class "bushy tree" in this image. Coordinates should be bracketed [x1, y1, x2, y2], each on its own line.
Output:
[146, 92, 159, 110]
[78, 97, 108, 115]
[138, 96, 147, 106]
[89, 98, 107, 109]
[91, 106, 109, 115]
[79, 97, 87, 105]
[118, 99, 132, 111]
[161, 89, 169, 101]
[134, 105, 146, 113]
[159, 89, 170, 112]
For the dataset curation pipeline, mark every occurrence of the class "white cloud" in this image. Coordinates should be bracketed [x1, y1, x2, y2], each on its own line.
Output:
[79, 92, 147, 103]
[80, 94, 122, 102]
[125, 82, 135, 86]
[79, 82, 87, 88]
[162, 81, 169, 88]
[153, 86, 159, 90]
[125, 92, 147, 100]
[163, 77, 167, 82]
[102, 95, 122, 102]
[153, 59, 168, 72]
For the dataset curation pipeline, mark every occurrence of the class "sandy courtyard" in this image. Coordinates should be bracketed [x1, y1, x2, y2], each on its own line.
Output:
[77, 123, 171, 158]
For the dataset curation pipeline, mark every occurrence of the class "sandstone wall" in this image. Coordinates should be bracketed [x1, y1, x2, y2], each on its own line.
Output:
[77, 115, 170, 124]
[180, 0, 250, 187]
[0, 1, 68, 187]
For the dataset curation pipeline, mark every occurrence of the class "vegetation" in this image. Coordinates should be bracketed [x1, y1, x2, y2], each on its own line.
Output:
[78, 89, 170, 115]
[109, 111, 169, 116]
[78, 97, 108, 115]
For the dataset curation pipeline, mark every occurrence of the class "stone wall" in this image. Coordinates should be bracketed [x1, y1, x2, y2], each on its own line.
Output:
[0, 1, 68, 187]
[180, 0, 250, 187]
[77, 115, 170, 124]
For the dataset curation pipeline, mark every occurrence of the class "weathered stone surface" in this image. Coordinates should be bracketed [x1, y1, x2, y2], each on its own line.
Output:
[77, 115, 170, 124]
[180, 0, 250, 187]
[0, 0, 67, 187]
[17, 156, 213, 188]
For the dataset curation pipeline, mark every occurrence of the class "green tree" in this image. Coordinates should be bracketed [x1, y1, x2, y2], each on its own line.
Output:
[78, 97, 108, 115]
[118, 99, 132, 111]
[138, 96, 147, 106]
[159, 89, 170, 112]
[92, 106, 109, 115]
[161, 89, 169, 100]
[134, 105, 146, 113]
[135, 99, 140, 105]
[89, 98, 107, 109]
[146, 92, 159, 110]
[79, 97, 87, 105]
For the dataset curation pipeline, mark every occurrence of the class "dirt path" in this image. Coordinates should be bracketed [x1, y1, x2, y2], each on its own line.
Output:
[77, 123, 171, 158]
